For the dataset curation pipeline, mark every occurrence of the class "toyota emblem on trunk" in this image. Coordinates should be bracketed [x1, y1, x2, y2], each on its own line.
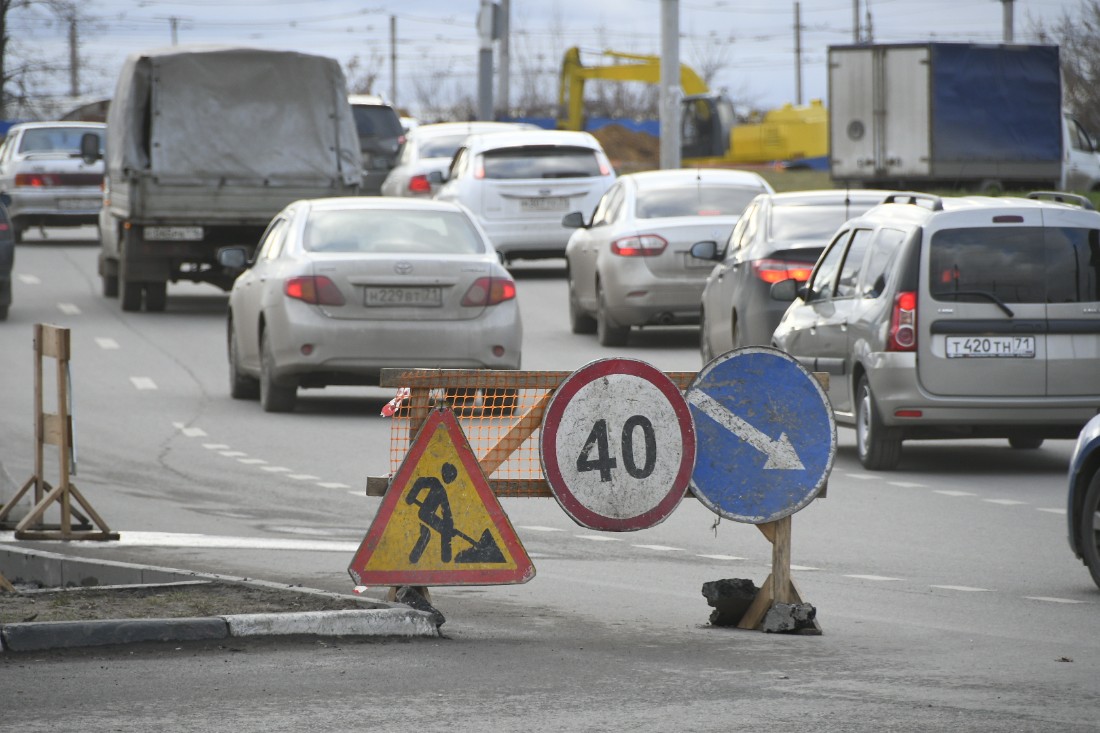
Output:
[394, 261, 413, 275]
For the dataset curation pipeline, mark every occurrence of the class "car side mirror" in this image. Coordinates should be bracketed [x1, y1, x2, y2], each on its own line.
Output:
[690, 240, 719, 260]
[770, 278, 804, 302]
[80, 132, 101, 165]
[217, 246, 250, 271]
[561, 211, 586, 229]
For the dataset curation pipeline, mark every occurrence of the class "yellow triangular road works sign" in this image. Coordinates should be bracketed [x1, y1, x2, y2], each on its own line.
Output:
[349, 406, 535, 586]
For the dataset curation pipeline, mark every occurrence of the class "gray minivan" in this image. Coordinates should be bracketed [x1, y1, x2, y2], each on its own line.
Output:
[772, 192, 1100, 470]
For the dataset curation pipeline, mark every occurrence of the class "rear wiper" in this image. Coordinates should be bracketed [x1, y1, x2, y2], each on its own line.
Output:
[938, 290, 1015, 317]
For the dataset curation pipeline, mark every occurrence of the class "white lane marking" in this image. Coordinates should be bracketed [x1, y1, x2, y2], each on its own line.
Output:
[219, 451, 247, 458]
[18, 274, 40, 285]
[575, 534, 620, 542]
[1025, 596, 1085, 604]
[697, 554, 746, 561]
[791, 565, 819, 571]
[632, 544, 685, 552]
[202, 443, 230, 450]
[518, 526, 566, 532]
[288, 474, 321, 481]
[931, 585, 991, 592]
[262, 466, 292, 473]
[984, 499, 1026, 506]
[844, 473, 877, 480]
[888, 481, 926, 488]
[57, 302, 80, 315]
[348, 490, 361, 497]
[181, 427, 206, 438]
[934, 490, 976, 497]
[317, 482, 350, 489]
[845, 574, 902, 582]
[1037, 508, 1067, 515]
[95, 337, 119, 350]
[238, 458, 267, 465]
[0, 530, 362, 553]
[687, 390, 805, 470]
[130, 377, 157, 390]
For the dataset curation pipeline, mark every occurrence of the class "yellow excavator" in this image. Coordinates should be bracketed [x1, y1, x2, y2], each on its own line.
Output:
[557, 46, 828, 167]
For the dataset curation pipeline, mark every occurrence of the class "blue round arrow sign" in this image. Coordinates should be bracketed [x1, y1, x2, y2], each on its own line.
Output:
[686, 347, 836, 523]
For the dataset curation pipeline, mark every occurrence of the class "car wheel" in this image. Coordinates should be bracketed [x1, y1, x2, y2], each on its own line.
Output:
[11, 218, 24, 244]
[260, 329, 296, 413]
[228, 321, 260, 400]
[700, 309, 713, 364]
[730, 310, 742, 349]
[1008, 436, 1044, 450]
[1078, 471, 1100, 590]
[0, 304, 8, 321]
[144, 282, 167, 312]
[118, 252, 142, 311]
[596, 281, 629, 347]
[855, 375, 902, 470]
[102, 272, 119, 298]
[568, 271, 596, 335]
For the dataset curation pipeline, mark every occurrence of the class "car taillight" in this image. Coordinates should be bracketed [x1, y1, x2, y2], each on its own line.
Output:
[408, 174, 432, 194]
[15, 173, 59, 187]
[889, 290, 917, 351]
[751, 258, 815, 284]
[611, 234, 667, 257]
[462, 276, 516, 306]
[284, 276, 345, 306]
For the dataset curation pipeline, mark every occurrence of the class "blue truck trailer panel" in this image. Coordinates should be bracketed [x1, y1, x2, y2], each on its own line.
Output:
[931, 43, 1062, 164]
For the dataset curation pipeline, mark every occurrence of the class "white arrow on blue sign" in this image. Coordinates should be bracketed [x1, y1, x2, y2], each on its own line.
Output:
[686, 346, 836, 524]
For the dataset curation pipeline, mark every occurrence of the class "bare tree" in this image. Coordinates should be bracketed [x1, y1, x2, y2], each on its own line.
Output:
[1031, 0, 1100, 136]
[345, 50, 388, 97]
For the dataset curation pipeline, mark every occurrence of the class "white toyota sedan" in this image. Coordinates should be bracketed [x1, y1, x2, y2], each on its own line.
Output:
[219, 198, 523, 412]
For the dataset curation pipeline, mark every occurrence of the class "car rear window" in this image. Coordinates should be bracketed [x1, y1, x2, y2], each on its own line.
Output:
[18, 127, 103, 154]
[635, 185, 759, 218]
[304, 209, 486, 255]
[419, 135, 469, 159]
[351, 106, 404, 139]
[769, 203, 878, 241]
[480, 146, 602, 179]
[929, 226, 1100, 303]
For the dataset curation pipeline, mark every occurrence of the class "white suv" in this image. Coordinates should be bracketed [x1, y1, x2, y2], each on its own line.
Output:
[772, 191, 1100, 470]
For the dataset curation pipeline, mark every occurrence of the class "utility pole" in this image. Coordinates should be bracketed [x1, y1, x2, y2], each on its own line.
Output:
[794, 2, 802, 105]
[68, 14, 78, 97]
[496, 0, 510, 119]
[852, 0, 860, 43]
[659, 0, 681, 169]
[1001, 0, 1014, 42]
[476, 0, 495, 120]
[390, 15, 397, 108]
[170, 16, 179, 45]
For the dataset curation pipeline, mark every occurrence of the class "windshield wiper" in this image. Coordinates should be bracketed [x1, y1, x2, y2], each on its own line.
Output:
[938, 289, 1015, 318]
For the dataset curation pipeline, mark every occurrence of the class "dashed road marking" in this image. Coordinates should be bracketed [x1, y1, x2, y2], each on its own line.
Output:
[575, 534, 620, 542]
[697, 554, 746, 561]
[219, 451, 247, 458]
[317, 482, 350, 489]
[791, 565, 819, 571]
[844, 473, 877, 480]
[934, 490, 976, 497]
[57, 302, 80, 315]
[1037, 508, 1067, 515]
[95, 337, 119, 350]
[261, 466, 292, 473]
[984, 499, 1026, 506]
[888, 481, 926, 488]
[518, 526, 567, 533]
[845, 574, 902, 581]
[288, 474, 321, 481]
[1025, 596, 1085, 604]
[18, 274, 40, 285]
[238, 458, 267, 465]
[203, 443, 230, 450]
[130, 377, 157, 390]
[931, 585, 991, 592]
[632, 544, 685, 552]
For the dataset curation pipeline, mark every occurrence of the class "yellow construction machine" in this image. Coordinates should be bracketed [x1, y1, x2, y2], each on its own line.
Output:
[557, 46, 828, 167]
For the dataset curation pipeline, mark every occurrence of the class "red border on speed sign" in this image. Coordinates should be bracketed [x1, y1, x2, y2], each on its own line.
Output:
[540, 358, 695, 531]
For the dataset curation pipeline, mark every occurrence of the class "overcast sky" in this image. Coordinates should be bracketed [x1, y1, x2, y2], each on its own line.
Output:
[9, 0, 1087, 117]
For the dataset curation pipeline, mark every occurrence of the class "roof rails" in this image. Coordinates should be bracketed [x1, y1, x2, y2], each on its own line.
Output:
[881, 192, 944, 211]
[1026, 191, 1096, 210]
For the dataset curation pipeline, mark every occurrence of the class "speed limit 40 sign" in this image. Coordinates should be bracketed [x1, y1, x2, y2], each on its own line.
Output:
[539, 358, 695, 531]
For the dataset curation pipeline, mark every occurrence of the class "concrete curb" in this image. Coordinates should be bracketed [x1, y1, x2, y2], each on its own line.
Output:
[0, 545, 442, 651]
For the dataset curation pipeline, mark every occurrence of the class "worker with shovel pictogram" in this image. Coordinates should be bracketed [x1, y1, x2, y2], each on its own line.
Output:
[405, 461, 506, 565]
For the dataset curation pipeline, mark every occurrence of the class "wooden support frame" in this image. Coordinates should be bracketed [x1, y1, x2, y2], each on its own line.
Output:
[735, 517, 821, 634]
[0, 324, 118, 541]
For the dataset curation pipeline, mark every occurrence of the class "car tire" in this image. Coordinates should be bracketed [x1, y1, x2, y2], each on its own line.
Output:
[260, 330, 296, 413]
[568, 271, 596, 335]
[0, 304, 8, 321]
[228, 321, 260, 400]
[596, 281, 629, 347]
[144, 282, 167, 312]
[119, 253, 142, 311]
[11, 218, 24, 244]
[102, 273, 119, 298]
[1008, 436, 1044, 450]
[730, 310, 742, 349]
[1078, 471, 1100, 590]
[700, 309, 714, 364]
[855, 375, 902, 471]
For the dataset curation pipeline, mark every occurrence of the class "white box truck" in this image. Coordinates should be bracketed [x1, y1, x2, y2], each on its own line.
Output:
[828, 42, 1100, 193]
[90, 45, 362, 311]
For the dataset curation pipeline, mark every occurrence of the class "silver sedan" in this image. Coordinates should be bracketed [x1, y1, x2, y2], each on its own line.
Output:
[563, 168, 773, 346]
[220, 198, 523, 412]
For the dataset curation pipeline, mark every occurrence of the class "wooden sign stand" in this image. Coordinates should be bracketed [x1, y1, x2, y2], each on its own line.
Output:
[735, 516, 821, 634]
[0, 324, 118, 540]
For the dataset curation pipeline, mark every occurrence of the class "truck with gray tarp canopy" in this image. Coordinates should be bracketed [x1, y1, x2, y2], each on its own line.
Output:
[92, 45, 362, 311]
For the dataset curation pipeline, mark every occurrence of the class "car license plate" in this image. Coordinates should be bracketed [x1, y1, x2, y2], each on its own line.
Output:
[144, 226, 203, 241]
[364, 286, 442, 307]
[57, 198, 91, 210]
[519, 196, 568, 213]
[946, 335, 1035, 358]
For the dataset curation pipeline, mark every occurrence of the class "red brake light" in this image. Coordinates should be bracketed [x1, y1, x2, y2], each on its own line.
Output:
[889, 290, 917, 351]
[284, 276, 345, 306]
[752, 259, 815, 284]
[461, 276, 516, 306]
[611, 234, 667, 257]
[408, 174, 431, 194]
[15, 173, 58, 187]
